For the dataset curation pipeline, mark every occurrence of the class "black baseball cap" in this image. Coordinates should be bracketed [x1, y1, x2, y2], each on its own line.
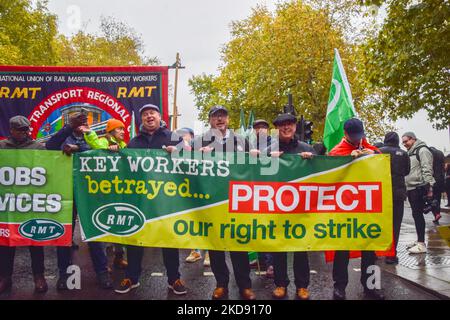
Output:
[139, 104, 160, 115]
[273, 113, 297, 126]
[208, 105, 228, 117]
[344, 118, 365, 141]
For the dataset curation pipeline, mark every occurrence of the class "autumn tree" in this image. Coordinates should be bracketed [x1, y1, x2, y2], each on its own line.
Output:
[189, 0, 390, 141]
[56, 16, 159, 66]
[0, 0, 58, 65]
[362, 0, 450, 130]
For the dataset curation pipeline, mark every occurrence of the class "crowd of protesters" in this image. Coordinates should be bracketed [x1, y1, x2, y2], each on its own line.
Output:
[0, 104, 448, 300]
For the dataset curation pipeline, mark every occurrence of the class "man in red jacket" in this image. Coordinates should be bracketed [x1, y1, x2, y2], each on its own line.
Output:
[328, 118, 385, 300]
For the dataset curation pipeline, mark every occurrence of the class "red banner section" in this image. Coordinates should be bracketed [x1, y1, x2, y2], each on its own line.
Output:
[0, 223, 72, 246]
[229, 181, 382, 214]
[28, 87, 131, 141]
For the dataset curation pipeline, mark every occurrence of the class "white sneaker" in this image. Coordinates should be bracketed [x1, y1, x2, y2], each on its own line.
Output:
[185, 250, 202, 263]
[405, 241, 417, 249]
[203, 251, 210, 267]
[408, 242, 427, 254]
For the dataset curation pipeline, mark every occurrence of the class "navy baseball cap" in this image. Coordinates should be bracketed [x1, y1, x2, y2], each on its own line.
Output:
[273, 113, 297, 126]
[344, 118, 365, 141]
[139, 104, 160, 115]
[208, 105, 228, 117]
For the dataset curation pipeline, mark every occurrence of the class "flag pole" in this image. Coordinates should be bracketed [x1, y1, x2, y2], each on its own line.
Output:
[172, 53, 180, 130]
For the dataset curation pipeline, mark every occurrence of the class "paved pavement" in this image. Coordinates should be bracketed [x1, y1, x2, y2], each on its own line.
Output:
[1, 204, 447, 300]
[379, 200, 450, 299]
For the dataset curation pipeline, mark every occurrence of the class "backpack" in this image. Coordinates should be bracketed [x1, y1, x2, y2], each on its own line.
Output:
[413, 145, 445, 185]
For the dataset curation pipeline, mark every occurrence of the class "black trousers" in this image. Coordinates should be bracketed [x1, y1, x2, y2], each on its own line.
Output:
[445, 178, 450, 205]
[333, 250, 376, 290]
[432, 183, 442, 217]
[393, 199, 405, 256]
[272, 251, 309, 288]
[125, 246, 180, 285]
[209, 250, 251, 290]
[0, 246, 45, 277]
[407, 187, 426, 242]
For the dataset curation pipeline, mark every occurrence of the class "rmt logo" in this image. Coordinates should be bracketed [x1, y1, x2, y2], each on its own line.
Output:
[92, 203, 145, 236]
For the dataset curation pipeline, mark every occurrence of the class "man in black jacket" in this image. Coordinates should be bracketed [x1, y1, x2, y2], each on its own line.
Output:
[380, 132, 411, 264]
[114, 104, 186, 295]
[193, 105, 255, 300]
[264, 113, 315, 300]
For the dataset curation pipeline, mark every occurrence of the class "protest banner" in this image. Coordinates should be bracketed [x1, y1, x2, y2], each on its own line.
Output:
[0, 150, 73, 246]
[74, 150, 393, 252]
[0, 66, 169, 143]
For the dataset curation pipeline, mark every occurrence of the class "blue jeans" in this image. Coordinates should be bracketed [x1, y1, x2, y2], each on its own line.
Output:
[58, 242, 108, 275]
[57, 204, 108, 276]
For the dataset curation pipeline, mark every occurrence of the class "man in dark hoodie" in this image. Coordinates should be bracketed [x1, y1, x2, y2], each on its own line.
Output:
[380, 132, 411, 264]
[46, 112, 113, 290]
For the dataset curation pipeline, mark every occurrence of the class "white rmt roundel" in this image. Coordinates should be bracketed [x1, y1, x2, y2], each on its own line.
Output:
[92, 203, 146, 236]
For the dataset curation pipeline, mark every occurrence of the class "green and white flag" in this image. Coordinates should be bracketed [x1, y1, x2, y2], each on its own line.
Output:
[239, 108, 246, 136]
[247, 110, 255, 133]
[248, 251, 258, 265]
[323, 49, 357, 152]
[130, 111, 137, 139]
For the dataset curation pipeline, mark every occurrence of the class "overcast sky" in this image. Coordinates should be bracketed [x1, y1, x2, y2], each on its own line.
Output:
[47, 0, 449, 153]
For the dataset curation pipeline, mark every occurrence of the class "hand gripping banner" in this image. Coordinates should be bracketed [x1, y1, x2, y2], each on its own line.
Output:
[74, 150, 393, 252]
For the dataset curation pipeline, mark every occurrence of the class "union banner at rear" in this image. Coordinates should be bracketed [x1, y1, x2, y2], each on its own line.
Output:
[74, 149, 393, 252]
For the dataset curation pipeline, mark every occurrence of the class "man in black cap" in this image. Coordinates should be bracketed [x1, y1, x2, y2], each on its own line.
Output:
[328, 118, 384, 300]
[0, 116, 48, 294]
[260, 113, 315, 300]
[380, 132, 410, 264]
[114, 103, 187, 295]
[193, 105, 254, 300]
[249, 119, 271, 152]
[0, 116, 43, 149]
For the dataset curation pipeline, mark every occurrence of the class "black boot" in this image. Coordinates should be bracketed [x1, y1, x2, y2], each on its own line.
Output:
[0, 277, 12, 294]
[333, 287, 346, 300]
[364, 288, 385, 300]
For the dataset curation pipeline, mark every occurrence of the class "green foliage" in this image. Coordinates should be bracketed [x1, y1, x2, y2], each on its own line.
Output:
[189, 1, 391, 140]
[0, 0, 58, 65]
[0, 1, 157, 67]
[363, 0, 450, 130]
[56, 16, 159, 66]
